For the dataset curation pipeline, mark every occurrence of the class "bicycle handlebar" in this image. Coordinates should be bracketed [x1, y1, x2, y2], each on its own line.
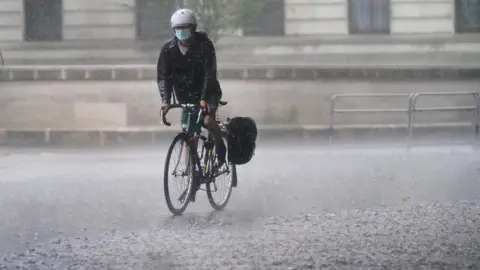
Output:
[161, 103, 203, 127]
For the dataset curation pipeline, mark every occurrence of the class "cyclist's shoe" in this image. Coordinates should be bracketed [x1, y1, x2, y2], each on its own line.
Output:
[190, 183, 200, 202]
[216, 141, 227, 169]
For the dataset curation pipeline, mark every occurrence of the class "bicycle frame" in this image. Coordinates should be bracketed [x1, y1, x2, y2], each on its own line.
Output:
[165, 104, 229, 185]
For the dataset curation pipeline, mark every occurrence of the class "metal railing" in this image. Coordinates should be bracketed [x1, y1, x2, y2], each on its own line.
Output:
[329, 93, 414, 142]
[329, 92, 480, 142]
[409, 92, 480, 141]
[0, 50, 4, 67]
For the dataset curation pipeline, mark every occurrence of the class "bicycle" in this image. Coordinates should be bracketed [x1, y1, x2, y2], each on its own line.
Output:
[161, 101, 237, 215]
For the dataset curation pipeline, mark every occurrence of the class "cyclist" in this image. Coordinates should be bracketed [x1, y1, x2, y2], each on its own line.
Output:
[157, 8, 227, 201]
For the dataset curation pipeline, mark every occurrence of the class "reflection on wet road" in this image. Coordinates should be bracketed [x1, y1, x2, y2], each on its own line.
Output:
[0, 141, 479, 269]
[1, 142, 478, 251]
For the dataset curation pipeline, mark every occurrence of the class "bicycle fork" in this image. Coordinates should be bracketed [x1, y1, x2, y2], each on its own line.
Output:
[172, 142, 189, 177]
[174, 141, 195, 203]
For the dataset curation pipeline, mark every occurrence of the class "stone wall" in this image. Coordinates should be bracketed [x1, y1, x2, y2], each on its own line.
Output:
[391, 0, 454, 34]
[1, 0, 469, 43]
[284, 0, 458, 36]
[0, 0, 22, 41]
[285, 0, 348, 35]
[62, 0, 136, 40]
[0, 81, 478, 130]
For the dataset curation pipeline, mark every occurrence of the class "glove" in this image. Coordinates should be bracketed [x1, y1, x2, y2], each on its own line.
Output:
[200, 100, 210, 113]
[160, 103, 170, 114]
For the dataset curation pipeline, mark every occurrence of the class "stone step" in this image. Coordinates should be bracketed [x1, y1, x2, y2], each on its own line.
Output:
[2, 64, 480, 81]
[1, 33, 480, 51]
[2, 40, 480, 68]
[0, 123, 475, 147]
[3, 41, 480, 55]
[2, 53, 480, 68]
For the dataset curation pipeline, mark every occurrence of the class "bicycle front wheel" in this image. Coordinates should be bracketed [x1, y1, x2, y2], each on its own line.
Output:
[164, 133, 194, 215]
[206, 135, 235, 211]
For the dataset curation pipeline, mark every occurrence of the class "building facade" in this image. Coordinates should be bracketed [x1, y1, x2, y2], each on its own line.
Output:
[0, 0, 479, 42]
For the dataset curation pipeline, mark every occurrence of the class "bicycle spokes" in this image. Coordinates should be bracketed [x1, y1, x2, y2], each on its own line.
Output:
[172, 143, 189, 177]
[173, 142, 184, 171]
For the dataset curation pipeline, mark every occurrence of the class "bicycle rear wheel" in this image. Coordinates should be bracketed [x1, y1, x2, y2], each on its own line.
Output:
[164, 133, 194, 215]
[206, 135, 236, 211]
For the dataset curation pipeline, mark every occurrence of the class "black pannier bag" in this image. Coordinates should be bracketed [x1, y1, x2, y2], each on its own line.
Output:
[226, 116, 257, 165]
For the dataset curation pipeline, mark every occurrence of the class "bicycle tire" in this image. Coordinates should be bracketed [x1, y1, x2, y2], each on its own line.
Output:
[206, 134, 236, 211]
[164, 133, 195, 215]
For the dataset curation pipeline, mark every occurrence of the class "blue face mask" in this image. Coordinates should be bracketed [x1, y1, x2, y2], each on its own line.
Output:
[175, 29, 191, 41]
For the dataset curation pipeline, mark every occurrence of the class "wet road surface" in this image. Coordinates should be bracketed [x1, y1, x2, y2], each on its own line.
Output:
[0, 141, 479, 269]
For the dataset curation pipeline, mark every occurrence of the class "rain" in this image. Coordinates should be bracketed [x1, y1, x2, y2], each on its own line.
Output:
[1, 0, 480, 269]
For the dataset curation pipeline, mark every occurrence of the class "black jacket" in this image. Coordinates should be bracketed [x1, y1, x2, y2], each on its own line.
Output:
[157, 32, 222, 105]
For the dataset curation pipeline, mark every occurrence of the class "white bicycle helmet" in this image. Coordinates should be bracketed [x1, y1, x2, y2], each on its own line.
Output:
[170, 8, 197, 28]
